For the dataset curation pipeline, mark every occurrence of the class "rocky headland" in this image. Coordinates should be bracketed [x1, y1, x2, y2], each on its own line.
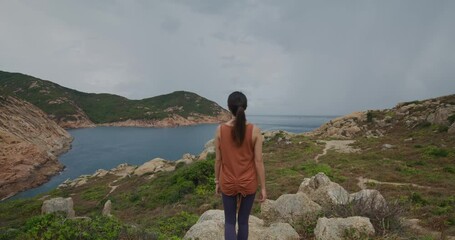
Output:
[0, 70, 232, 129]
[0, 96, 73, 200]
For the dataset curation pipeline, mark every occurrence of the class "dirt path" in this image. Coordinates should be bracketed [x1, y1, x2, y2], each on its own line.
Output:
[314, 140, 360, 162]
[357, 176, 434, 190]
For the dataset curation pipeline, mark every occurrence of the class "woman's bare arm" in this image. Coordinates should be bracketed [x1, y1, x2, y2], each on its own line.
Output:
[253, 125, 267, 202]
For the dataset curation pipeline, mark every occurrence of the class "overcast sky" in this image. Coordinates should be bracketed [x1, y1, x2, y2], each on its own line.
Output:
[1, 1, 454, 115]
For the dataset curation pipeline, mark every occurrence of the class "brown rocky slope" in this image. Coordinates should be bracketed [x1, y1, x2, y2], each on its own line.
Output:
[0, 96, 73, 200]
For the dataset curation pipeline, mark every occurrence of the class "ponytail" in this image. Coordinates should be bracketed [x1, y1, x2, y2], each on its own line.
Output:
[227, 91, 248, 146]
[233, 106, 246, 146]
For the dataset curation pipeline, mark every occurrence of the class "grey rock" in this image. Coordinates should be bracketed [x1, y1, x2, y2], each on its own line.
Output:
[314, 216, 375, 240]
[184, 210, 299, 240]
[42, 197, 75, 218]
[349, 189, 387, 212]
[298, 173, 349, 208]
[102, 200, 112, 217]
[262, 193, 321, 225]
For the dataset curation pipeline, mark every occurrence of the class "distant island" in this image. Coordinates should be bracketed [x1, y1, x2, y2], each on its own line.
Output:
[0, 70, 231, 129]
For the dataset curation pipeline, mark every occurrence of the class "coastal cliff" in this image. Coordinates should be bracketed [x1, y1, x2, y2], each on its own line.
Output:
[0, 70, 231, 129]
[0, 96, 73, 200]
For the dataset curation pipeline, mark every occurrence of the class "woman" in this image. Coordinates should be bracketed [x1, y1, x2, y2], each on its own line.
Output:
[214, 91, 267, 240]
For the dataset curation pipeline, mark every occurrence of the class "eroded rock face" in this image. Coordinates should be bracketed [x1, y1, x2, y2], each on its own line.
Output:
[314, 216, 375, 240]
[184, 210, 299, 240]
[298, 173, 349, 208]
[0, 96, 73, 199]
[42, 197, 76, 218]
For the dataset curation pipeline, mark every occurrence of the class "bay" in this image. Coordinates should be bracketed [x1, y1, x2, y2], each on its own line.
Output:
[11, 115, 334, 199]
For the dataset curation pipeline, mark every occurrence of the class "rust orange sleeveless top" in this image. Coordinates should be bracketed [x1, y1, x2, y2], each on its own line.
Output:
[219, 123, 258, 196]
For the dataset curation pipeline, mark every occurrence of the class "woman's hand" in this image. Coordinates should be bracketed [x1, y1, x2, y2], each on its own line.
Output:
[215, 183, 221, 195]
[258, 188, 267, 203]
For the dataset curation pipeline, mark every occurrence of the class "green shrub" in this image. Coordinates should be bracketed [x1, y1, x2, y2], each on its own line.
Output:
[299, 163, 333, 178]
[423, 146, 449, 157]
[15, 213, 122, 240]
[448, 114, 455, 124]
[151, 211, 198, 240]
[409, 192, 428, 206]
[366, 111, 373, 123]
[431, 124, 449, 133]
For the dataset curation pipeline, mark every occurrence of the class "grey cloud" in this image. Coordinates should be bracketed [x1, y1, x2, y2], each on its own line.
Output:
[0, 1, 454, 115]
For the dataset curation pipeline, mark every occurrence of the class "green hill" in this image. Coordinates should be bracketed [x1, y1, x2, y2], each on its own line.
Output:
[0, 70, 228, 126]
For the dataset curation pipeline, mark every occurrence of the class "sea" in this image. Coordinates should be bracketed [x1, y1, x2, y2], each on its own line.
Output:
[10, 115, 335, 199]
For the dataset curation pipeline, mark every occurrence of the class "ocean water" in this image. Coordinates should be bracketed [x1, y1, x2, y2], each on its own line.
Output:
[10, 115, 335, 199]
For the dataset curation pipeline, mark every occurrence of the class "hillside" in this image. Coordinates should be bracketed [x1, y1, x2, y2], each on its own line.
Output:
[0, 70, 230, 128]
[0, 96, 73, 200]
[0, 94, 454, 239]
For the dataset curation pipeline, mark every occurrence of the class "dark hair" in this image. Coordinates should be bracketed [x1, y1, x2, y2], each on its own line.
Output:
[227, 91, 247, 146]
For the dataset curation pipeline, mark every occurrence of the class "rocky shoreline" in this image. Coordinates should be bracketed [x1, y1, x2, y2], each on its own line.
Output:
[0, 96, 73, 200]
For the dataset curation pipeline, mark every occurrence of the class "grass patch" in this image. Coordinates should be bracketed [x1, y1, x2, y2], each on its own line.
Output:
[423, 146, 449, 157]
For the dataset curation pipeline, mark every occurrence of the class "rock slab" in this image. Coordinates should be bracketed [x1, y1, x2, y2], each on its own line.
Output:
[314, 216, 375, 240]
[41, 197, 76, 219]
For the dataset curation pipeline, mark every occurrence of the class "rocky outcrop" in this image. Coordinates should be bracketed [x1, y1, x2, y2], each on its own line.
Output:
[298, 173, 349, 208]
[307, 112, 366, 139]
[185, 173, 391, 239]
[184, 210, 299, 240]
[314, 216, 375, 240]
[59, 156, 185, 189]
[133, 158, 175, 176]
[0, 96, 73, 200]
[42, 197, 76, 218]
[307, 94, 455, 139]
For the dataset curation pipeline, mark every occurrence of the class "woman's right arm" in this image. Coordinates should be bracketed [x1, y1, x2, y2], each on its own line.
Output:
[253, 126, 267, 202]
[214, 126, 221, 195]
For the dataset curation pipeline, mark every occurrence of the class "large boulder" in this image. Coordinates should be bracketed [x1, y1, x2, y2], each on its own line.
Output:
[184, 210, 299, 240]
[261, 193, 322, 225]
[298, 173, 349, 208]
[314, 216, 375, 240]
[349, 189, 387, 213]
[133, 158, 175, 176]
[41, 197, 76, 218]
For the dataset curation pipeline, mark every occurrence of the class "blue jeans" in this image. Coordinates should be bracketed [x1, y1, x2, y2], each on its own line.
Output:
[222, 193, 256, 240]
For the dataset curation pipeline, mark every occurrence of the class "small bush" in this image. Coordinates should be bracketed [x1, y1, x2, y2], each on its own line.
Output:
[431, 124, 449, 133]
[150, 211, 198, 239]
[443, 166, 455, 174]
[448, 114, 455, 124]
[423, 146, 449, 157]
[409, 192, 428, 206]
[416, 121, 431, 129]
[16, 213, 123, 240]
[366, 111, 374, 123]
[299, 163, 333, 178]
